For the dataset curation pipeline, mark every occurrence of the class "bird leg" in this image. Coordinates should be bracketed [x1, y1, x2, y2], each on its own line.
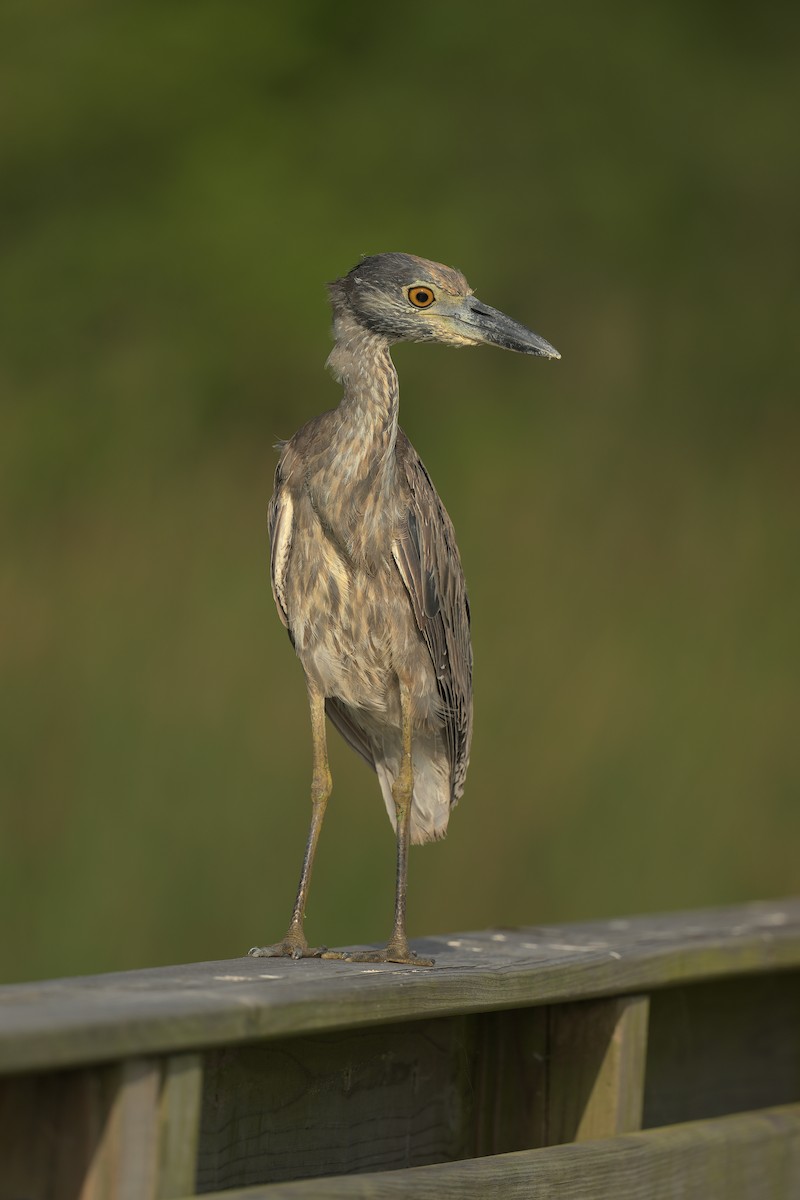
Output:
[323, 680, 435, 967]
[249, 682, 331, 960]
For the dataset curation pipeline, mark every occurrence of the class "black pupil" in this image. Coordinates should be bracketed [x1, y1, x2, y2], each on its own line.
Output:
[415, 290, 430, 304]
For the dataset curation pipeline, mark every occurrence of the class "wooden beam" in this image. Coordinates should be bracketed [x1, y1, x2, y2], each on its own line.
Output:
[195, 1017, 476, 1190]
[471, 1007, 548, 1155]
[643, 972, 800, 1128]
[546, 994, 649, 1143]
[185, 1104, 800, 1198]
[0, 1053, 203, 1200]
[0, 901, 798, 1075]
[0, 1060, 120, 1200]
[82, 1057, 161, 1200]
[157, 1054, 203, 1199]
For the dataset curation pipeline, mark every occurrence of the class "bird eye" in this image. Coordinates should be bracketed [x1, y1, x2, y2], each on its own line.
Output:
[407, 286, 435, 308]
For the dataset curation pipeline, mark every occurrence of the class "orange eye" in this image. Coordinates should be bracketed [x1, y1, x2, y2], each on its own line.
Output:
[407, 285, 435, 308]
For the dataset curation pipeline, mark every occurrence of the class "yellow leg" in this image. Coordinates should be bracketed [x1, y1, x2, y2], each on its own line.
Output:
[323, 679, 434, 967]
[386, 679, 416, 959]
[249, 682, 331, 959]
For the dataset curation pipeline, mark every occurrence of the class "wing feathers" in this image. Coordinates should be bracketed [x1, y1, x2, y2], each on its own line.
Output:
[268, 468, 293, 630]
[393, 433, 473, 803]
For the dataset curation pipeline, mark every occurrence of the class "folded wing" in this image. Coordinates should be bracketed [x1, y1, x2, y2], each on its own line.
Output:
[392, 431, 473, 804]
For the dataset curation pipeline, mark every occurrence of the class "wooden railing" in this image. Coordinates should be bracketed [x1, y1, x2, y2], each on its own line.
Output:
[1, 900, 799, 1198]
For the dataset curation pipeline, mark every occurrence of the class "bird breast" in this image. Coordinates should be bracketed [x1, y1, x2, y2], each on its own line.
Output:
[285, 489, 437, 722]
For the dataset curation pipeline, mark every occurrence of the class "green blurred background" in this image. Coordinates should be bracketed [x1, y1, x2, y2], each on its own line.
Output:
[2, 3, 798, 984]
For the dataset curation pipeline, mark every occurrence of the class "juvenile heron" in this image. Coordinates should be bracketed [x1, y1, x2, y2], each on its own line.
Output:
[250, 253, 559, 966]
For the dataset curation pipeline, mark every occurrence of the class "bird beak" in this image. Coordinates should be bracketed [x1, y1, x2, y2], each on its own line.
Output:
[458, 297, 561, 359]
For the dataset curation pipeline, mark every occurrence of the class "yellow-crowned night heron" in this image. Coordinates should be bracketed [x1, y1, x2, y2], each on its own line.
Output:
[249, 253, 559, 966]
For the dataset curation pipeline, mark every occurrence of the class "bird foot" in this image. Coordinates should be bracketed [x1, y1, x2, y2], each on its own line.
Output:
[248, 933, 326, 960]
[321, 942, 435, 967]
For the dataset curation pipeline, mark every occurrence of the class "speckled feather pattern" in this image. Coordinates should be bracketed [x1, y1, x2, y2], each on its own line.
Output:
[268, 281, 473, 845]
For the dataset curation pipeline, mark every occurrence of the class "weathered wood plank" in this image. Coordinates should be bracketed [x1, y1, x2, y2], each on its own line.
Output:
[0, 1060, 119, 1200]
[186, 1104, 800, 1198]
[195, 1017, 475, 1190]
[158, 1054, 203, 1199]
[644, 971, 800, 1127]
[0, 1057, 162, 1200]
[547, 994, 649, 1143]
[0, 901, 798, 1074]
[194, 1004, 599, 1189]
[83, 1057, 161, 1200]
[470, 1006, 548, 1155]
[0, 1054, 202, 1200]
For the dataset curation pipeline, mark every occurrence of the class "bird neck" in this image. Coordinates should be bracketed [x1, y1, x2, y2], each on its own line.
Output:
[325, 312, 399, 475]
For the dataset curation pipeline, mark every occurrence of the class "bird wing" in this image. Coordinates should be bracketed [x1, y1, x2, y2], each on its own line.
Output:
[392, 431, 473, 803]
[268, 459, 293, 630]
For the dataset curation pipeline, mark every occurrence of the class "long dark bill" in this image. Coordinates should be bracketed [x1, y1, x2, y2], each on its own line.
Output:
[462, 297, 561, 358]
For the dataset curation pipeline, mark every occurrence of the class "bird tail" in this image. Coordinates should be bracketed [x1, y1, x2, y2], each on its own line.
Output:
[376, 744, 451, 845]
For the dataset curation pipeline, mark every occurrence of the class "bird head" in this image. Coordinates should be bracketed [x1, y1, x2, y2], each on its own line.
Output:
[329, 252, 560, 359]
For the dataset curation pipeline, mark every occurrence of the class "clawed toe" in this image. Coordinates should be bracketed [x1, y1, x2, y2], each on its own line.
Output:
[247, 930, 434, 967]
[321, 945, 435, 967]
[248, 939, 326, 960]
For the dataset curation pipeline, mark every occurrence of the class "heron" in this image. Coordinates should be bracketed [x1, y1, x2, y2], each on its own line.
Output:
[249, 253, 559, 967]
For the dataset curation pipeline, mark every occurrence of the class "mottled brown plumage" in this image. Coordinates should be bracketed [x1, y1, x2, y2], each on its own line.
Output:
[250, 253, 559, 966]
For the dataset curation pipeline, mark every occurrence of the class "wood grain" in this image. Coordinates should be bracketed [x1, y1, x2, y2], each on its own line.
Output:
[1, 901, 798, 1075]
[0, 1054, 202, 1200]
[470, 1006, 548, 1155]
[195, 1017, 475, 1190]
[643, 971, 800, 1127]
[83, 1057, 161, 1200]
[158, 1054, 203, 1199]
[0, 1060, 118, 1200]
[2, 904, 799, 1197]
[186, 1104, 800, 1199]
[547, 994, 649, 1143]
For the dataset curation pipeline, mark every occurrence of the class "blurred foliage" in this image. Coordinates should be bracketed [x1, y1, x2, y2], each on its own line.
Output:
[1, 2, 799, 982]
